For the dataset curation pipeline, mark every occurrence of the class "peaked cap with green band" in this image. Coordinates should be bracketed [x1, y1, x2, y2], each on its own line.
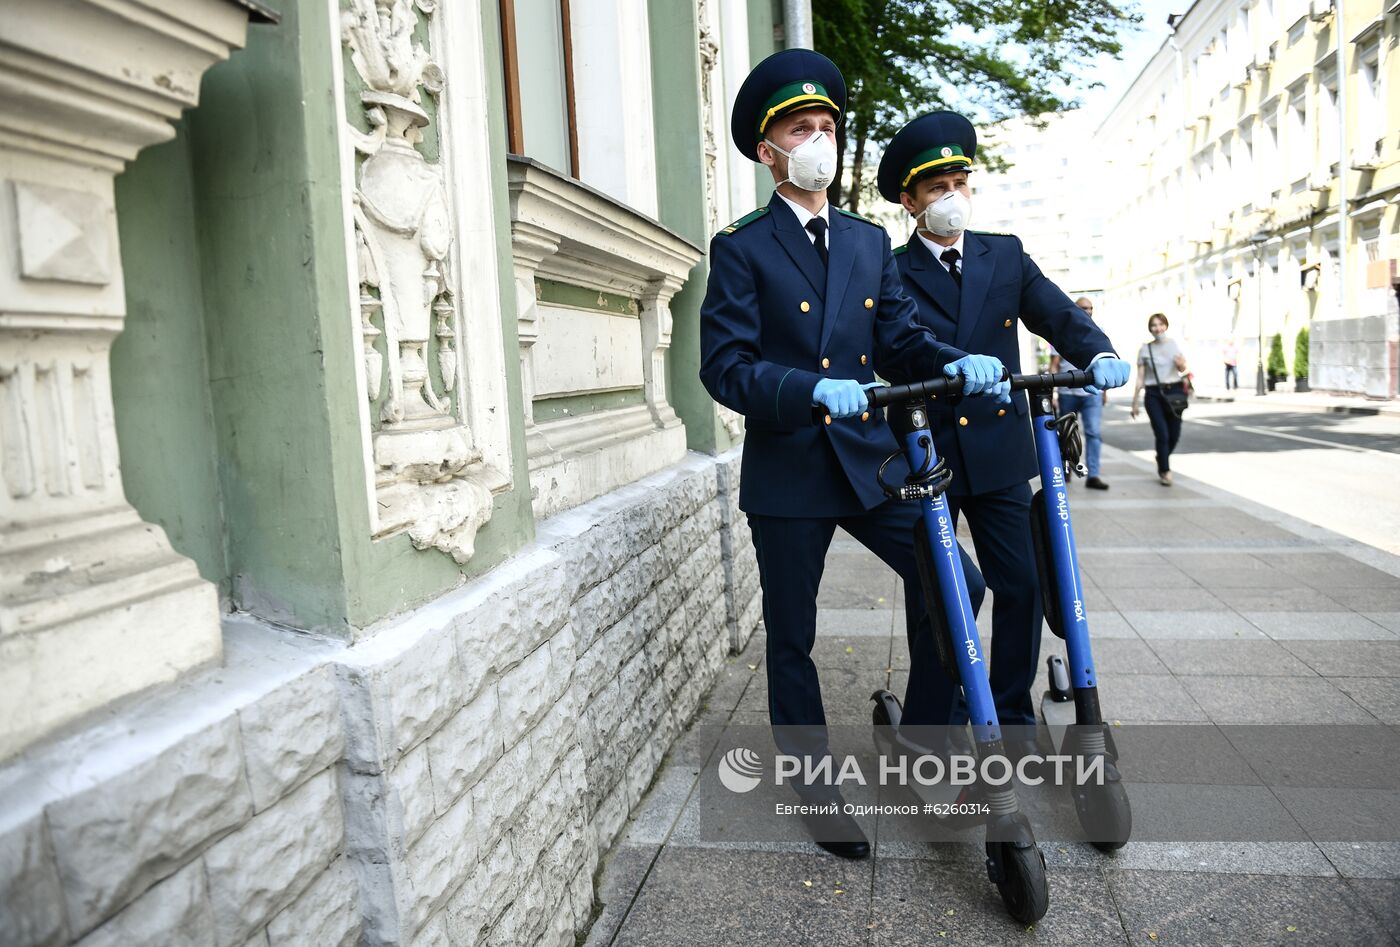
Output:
[730, 49, 846, 162]
[877, 111, 977, 203]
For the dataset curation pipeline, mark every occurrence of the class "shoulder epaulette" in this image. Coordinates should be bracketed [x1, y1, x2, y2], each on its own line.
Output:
[719, 206, 769, 234]
[892, 244, 909, 256]
[971, 229, 1013, 237]
[837, 207, 881, 227]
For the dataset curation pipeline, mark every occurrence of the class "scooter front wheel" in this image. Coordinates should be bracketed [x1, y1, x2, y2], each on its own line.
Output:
[992, 842, 1049, 923]
[1075, 779, 1132, 852]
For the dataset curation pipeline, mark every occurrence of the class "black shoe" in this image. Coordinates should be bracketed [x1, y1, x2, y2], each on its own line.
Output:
[1085, 477, 1109, 490]
[796, 792, 870, 859]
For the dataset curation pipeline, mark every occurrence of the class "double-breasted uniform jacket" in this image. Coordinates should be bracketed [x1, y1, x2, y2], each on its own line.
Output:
[700, 194, 967, 518]
[894, 231, 1113, 497]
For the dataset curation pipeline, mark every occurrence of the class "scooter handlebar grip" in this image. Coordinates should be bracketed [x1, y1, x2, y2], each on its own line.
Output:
[864, 375, 960, 409]
[1008, 370, 1093, 392]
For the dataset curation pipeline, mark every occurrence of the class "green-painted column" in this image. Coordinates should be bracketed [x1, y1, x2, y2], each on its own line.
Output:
[112, 124, 228, 594]
[111, 0, 534, 637]
[649, 0, 727, 455]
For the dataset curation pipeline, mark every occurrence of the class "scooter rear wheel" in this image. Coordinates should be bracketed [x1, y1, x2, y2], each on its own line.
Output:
[993, 842, 1049, 924]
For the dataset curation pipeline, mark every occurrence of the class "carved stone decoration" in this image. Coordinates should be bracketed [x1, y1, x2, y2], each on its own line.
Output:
[640, 276, 683, 430]
[697, 0, 721, 237]
[355, 227, 384, 400]
[697, 0, 742, 442]
[341, 0, 496, 563]
[13, 181, 114, 285]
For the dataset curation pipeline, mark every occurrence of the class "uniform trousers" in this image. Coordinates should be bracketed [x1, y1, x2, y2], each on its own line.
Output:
[747, 498, 986, 765]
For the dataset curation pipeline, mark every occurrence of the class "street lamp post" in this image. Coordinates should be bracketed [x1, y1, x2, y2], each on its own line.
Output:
[1250, 231, 1269, 397]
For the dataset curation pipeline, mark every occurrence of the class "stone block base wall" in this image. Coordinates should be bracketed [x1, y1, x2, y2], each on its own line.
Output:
[1312, 314, 1399, 398]
[716, 451, 761, 655]
[0, 451, 760, 947]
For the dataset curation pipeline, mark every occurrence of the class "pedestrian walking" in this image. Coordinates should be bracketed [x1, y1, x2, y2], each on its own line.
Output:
[698, 50, 1009, 860]
[1051, 297, 1109, 490]
[876, 112, 1130, 751]
[1223, 338, 1239, 389]
[1130, 313, 1189, 485]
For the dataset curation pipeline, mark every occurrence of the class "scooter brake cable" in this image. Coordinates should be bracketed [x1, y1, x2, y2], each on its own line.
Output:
[1053, 412, 1087, 479]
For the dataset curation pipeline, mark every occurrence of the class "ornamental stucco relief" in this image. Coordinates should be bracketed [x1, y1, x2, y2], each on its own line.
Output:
[341, 0, 495, 564]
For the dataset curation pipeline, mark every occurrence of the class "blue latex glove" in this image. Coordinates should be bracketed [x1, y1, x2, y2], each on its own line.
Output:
[813, 379, 884, 418]
[944, 354, 1011, 403]
[1085, 355, 1132, 395]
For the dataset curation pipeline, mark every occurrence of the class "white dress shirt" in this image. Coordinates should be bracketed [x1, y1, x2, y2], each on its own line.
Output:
[776, 191, 831, 252]
[917, 229, 965, 272]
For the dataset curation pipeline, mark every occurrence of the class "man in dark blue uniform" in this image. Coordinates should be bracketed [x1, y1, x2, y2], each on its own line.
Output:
[877, 112, 1131, 756]
[699, 53, 1010, 859]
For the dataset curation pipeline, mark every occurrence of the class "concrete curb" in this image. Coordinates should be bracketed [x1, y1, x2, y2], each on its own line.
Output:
[1191, 392, 1400, 418]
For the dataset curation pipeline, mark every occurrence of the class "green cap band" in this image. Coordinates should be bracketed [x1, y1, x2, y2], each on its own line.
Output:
[756, 80, 839, 139]
[901, 144, 972, 188]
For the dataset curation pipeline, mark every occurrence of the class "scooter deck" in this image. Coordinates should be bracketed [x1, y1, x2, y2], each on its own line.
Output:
[873, 727, 977, 810]
[1040, 693, 1077, 755]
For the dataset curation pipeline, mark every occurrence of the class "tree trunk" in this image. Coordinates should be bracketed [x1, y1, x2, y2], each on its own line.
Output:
[828, 120, 847, 209]
[848, 120, 868, 213]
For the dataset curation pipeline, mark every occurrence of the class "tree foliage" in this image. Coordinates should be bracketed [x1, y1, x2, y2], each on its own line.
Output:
[813, 0, 1141, 212]
[1268, 332, 1287, 377]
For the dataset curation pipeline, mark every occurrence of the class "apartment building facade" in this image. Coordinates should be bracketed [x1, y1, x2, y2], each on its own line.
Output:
[977, 111, 1108, 300]
[1096, 0, 1400, 396]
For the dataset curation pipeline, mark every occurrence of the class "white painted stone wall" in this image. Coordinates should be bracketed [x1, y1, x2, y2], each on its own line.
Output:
[0, 452, 758, 947]
[1312, 314, 1398, 398]
[716, 449, 761, 655]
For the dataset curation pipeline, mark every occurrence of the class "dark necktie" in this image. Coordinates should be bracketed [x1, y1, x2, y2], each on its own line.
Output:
[806, 217, 829, 267]
[941, 247, 962, 287]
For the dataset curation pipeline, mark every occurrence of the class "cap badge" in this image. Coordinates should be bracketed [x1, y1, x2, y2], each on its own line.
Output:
[802, 82, 816, 94]
[940, 146, 953, 157]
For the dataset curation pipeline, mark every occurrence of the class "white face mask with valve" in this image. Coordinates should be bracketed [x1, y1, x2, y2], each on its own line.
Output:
[765, 130, 838, 192]
[921, 191, 973, 237]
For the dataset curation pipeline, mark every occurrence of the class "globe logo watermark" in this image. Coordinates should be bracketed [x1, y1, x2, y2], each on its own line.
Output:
[717, 747, 763, 793]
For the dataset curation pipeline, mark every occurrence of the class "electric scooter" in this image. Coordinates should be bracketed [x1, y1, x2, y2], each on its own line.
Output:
[858, 372, 1084, 925]
[1030, 382, 1133, 852]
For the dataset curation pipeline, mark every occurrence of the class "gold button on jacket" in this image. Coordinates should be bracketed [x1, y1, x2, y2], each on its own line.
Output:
[801, 301, 810, 313]
[860, 354, 868, 365]
[958, 417, 968, 427]
[1003, 319, 1013, 328]
[821, 357, 830, 369]
[860, 411, 870, 422]
[864, 298, 874, 309]
[997, 408, 1006, 417]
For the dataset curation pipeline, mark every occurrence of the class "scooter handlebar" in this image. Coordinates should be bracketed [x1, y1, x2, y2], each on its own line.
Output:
[863, 369, 1093, 410]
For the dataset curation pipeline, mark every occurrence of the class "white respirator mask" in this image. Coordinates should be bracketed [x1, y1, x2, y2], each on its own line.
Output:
[765, 130, 838, 192]
[921, 191, 973, 237]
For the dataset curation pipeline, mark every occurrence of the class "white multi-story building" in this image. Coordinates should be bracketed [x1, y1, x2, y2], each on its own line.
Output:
[1095, 0, 1400, 397]
[975, 110, 1108, 299]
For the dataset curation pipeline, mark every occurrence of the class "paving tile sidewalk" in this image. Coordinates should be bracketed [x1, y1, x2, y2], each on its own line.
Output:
[582, 450, 1400, 946]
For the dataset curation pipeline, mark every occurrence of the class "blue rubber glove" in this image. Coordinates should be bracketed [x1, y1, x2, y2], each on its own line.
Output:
[1085, 355, 1132, 395]
[944, 354, 1011, 403]
[812, 379, 884, 418]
